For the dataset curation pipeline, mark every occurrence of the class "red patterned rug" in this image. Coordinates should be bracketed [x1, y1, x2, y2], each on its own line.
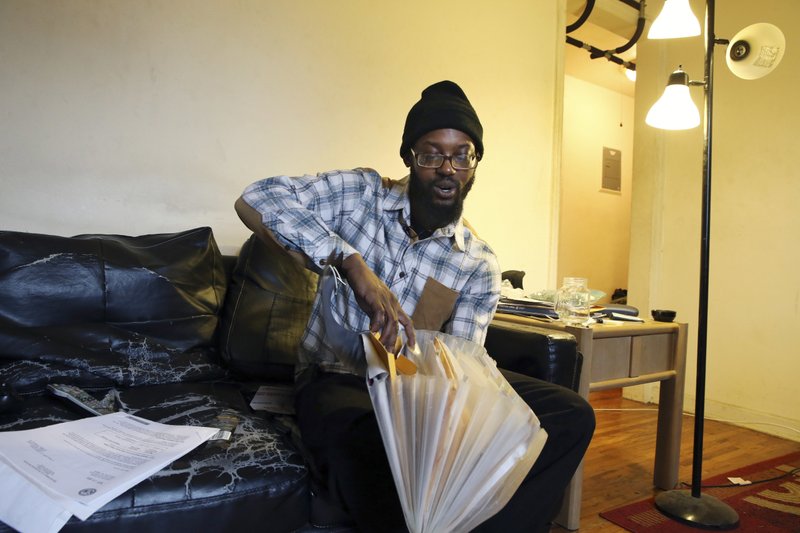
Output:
[600, 451, 800, 532]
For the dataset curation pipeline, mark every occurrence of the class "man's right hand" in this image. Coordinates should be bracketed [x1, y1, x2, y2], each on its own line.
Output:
[341, 253, 416, 352]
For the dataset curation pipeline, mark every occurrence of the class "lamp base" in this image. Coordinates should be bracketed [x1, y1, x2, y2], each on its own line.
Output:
[654, 490, 739, 530]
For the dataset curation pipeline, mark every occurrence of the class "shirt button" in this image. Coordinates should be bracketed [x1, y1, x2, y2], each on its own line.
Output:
[398, 272, 405, 279]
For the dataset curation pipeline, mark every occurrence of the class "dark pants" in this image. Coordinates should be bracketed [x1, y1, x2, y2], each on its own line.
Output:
[295, 367, 595, 533]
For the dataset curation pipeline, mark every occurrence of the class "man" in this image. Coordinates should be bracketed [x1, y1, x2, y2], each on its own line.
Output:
[236, 80, 594, 532]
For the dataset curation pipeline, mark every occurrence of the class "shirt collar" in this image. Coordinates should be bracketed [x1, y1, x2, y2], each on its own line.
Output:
[384, 175, 466, 252]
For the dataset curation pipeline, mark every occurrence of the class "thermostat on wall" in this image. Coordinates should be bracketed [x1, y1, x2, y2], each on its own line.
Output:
[602, 147, 621, 192]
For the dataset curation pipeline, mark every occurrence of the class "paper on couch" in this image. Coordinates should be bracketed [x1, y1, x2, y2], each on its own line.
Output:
[0, 412, 218, 529]
[0, 461, 72, 533]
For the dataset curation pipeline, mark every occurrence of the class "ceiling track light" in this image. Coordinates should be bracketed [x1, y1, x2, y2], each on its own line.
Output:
[566, 0, 645, 73]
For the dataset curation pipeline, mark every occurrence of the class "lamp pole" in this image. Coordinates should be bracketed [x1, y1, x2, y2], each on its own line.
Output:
[653, 0, 739, 527]
[693, 0, 715, 498]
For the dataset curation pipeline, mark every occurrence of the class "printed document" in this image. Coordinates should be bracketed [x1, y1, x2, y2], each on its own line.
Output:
[0, 412, 218, 532]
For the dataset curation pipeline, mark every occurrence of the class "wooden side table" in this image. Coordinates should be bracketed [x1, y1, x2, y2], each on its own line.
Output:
[492, 314, 688, 530]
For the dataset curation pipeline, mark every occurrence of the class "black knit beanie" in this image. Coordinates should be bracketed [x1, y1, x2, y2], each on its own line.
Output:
[400, 80, 483, 159]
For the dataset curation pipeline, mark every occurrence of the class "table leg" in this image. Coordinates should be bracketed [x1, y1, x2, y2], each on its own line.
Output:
[653, 323, 687, 489]
[555, 461, 583, 530]
[554, 327, 594, 530]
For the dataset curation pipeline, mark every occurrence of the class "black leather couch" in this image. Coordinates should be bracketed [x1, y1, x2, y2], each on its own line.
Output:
[0, 227, 581, 532]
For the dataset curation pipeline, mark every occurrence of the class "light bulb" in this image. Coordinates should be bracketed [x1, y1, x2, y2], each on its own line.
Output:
[648, 0, 701, 39]
[646, 70, 701, 130]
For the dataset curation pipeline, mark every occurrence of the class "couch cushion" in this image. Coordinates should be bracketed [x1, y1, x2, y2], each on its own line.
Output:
[0, 382, 310, 532]
[0, 228, 228, 392]
[219, 235, 317, 381]
[485, 320, 582, 391]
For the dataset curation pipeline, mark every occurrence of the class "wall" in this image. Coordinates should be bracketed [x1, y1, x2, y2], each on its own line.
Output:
[559, 75, 633, 301]
[0, 0, 564, 289]
[630, 0, 800, 441]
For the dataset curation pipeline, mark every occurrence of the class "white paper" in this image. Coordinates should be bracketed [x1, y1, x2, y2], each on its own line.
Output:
[610, 312, 645, 322]
[249, 384, 296, 415]
[0, 461, 72, 533]
[0, 412, 218, 530]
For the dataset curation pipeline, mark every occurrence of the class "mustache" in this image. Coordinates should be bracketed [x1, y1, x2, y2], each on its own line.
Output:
[431, 178, 458, 188]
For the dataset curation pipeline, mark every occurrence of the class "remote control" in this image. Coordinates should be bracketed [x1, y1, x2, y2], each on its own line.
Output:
[208, 409, 239, 442]
[204, 409, 240, 449]
[47, 384, 118, 416]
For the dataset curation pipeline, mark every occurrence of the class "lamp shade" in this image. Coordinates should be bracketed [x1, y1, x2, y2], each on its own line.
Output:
[726, 23, 786, 80]
[648, 0, 701, 39]
[646, 69, 701, 130]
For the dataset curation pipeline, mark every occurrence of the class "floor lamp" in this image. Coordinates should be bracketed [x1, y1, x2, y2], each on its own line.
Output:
[644, 0, 785, 528]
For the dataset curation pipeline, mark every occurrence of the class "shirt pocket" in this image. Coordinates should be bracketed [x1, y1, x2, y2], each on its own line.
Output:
[411, 277, 459, 332]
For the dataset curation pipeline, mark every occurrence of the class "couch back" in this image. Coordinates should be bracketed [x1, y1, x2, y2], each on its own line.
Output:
[0, 227, 580, 393]
[218, 234, 316, 381]
[0, 227, 228, 393]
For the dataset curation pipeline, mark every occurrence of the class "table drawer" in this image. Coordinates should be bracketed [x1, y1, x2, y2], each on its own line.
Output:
[630, 333, 674, 376]
[591, 337, 632, 381]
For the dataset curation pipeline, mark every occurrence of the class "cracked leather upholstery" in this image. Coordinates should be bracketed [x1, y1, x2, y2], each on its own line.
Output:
[485, 321, 582, 392]
[0, 228, 309, 532]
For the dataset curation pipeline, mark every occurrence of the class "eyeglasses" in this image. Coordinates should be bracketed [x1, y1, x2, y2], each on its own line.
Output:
[410, 150, 479, 170]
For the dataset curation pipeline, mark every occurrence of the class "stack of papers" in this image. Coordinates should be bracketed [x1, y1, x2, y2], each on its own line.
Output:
[496, 296, 559, 320]
[249, 384, 296, 415]
[0, 412, 218, 533]
[364, 331, 548, 532]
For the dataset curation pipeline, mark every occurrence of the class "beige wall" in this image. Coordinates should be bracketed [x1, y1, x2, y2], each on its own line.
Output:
[630, 0, 800, 441]
[559, 75, 633, 301]
[0, 0, 564, 289]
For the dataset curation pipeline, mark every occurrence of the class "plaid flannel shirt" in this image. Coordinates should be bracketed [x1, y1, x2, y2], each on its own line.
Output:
[241, 168, 501, 376]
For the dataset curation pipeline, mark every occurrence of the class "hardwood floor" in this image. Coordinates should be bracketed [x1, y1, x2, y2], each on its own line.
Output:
[551, 394, 800, 531]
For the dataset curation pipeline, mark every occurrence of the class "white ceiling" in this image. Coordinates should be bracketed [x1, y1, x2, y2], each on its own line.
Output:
[565, 0, 642, 97]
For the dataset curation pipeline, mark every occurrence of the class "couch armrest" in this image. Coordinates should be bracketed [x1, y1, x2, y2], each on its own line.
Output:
[485, 320, 582, 392]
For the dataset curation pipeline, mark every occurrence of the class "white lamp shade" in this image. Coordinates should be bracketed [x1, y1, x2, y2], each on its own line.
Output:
[648, 0, 701, 39]
[646, 84, 700, 130]
[726, 23, 786, 80]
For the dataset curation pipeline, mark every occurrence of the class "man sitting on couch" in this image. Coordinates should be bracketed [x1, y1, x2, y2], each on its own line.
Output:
[235, 80, 594, 532]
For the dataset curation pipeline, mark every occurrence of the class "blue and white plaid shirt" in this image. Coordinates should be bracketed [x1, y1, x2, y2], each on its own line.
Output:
[242, 168, 501, 376]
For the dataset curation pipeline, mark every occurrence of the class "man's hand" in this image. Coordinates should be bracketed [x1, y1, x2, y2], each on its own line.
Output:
[341, 253, 416, 352]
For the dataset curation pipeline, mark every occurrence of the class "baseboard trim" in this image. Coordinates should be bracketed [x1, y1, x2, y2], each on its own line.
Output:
[620, 386, 800, 443]
[684, 395, 800, 443]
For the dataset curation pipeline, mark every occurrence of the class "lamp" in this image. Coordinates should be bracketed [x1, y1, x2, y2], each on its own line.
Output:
[645, 69, 700, 129]
[726, 22, 786, 80]
[646, 0, 785, 529]
[648, 0, 701, 39]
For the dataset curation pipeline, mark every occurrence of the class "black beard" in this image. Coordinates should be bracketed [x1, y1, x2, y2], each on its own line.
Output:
[408, 169, 475, 233]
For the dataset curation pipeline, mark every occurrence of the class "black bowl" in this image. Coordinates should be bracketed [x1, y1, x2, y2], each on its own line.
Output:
[651, 309, 676, 322]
